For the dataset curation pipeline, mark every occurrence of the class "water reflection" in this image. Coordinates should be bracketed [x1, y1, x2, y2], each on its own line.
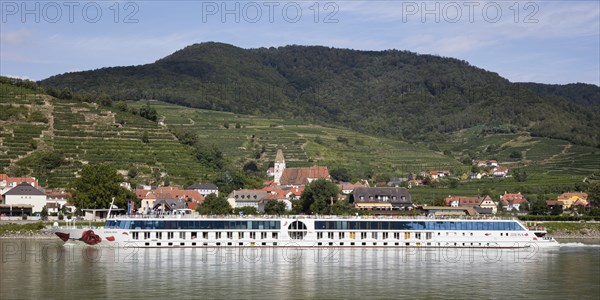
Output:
[1, 240, 598, 299]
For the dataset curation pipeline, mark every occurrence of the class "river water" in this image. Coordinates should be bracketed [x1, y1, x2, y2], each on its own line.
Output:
[1, 239, 599, 299]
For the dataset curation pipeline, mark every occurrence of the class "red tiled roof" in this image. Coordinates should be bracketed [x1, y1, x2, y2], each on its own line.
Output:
[546, 200, 564, 206]
[501, 193, 527, 205]
[1, 174, 38, 186]
[136, 187, 205, 203]
[557, 192, 588, 200]
[279, 166, 330, 186]
[444, 195, 491, 207]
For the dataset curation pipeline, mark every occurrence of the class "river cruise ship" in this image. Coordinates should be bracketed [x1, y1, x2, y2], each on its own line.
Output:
[53, 213, 558, 248]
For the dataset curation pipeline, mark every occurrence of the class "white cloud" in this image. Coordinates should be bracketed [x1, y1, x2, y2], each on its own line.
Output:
[0, 29, 32, 45]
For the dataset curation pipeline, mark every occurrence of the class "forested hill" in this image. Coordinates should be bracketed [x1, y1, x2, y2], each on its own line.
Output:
[515, 82, 600, 111]
[40, 42, 600, 147]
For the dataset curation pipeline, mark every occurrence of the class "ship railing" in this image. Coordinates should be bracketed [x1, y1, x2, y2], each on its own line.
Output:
[108, 213, 521, 221]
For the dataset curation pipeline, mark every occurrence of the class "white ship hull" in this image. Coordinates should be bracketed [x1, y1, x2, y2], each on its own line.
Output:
[52, 216, 559, 249]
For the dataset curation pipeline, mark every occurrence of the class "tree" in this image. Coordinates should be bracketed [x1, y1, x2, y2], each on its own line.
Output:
[171, 128, 198, 146]
[588, 182, 600, 207]
[128, 167, 138, 179]
[264, 200, 287, 215]
[139, 104, 157, 121]
[514, 169, 528, 182]
[116, 102, 128, 112]
[142, 130, 149, 144]
[196, 194, 232, 215]
[243, 161, 259, 173]
[510, 151, 522, 159]
[300, 179, 339, 214]
[70, 164, 134, 209]
[330, 167, 351, 182]
[530, 199, 549, 215]
[449, 179, 459, 188]
[234, 206, 259, 215]
[40, 205, 48, 219]
[551, 203, 563, 215]
[331, 200, 353, 215]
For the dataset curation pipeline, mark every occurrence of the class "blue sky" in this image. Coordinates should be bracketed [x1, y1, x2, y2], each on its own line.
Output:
[1, 0, 599, 85]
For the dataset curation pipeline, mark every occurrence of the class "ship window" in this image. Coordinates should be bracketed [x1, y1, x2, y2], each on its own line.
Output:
[261, 232, 267, 239]
[339, 232, 345, 239]
[239, 232, 244, 239]
[132, 232, 139, 240]
[317, 232, 323, 239]
[272, 232, 278, 239]
[288, 221, 307, 240]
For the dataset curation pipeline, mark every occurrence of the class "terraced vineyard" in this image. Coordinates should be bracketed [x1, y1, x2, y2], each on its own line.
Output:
[0, 84, 210, 187]
[128, 100, 461, 178]
[2, 84, 597, 199]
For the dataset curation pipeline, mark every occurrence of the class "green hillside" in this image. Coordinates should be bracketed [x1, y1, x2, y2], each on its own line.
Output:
[128, 100, 598, 202]
[40, 42, 600, 147]
[0, 79, 210, 187]
[1, 78, 597, 203]
[127, 100, 460, 178]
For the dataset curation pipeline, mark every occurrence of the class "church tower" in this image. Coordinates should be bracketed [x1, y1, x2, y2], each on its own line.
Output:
[274, 149, 286, 185]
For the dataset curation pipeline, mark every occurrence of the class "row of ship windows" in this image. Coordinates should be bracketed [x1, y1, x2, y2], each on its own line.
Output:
[131, 231, 278, 240]
[314, 221, 524, 231]
[107, 220, 281, 230]
[139, 242, 493, 247]
[130, 231, 516, 240]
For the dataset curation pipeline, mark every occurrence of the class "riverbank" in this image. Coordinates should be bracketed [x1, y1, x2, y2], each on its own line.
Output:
[0, 222, 55, 239]
[538, 222, 600, 239]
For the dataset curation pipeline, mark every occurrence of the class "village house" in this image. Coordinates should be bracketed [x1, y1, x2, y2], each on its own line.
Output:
[136, 186, 204, 213]
[469, 173, 484, 180]
[444, 195, 498, 214]
[153, 198, 190, 212]
[556, 192, 588, 209]
[3, 182, 47, 214]
[0, 174, 38, 196]
[387, 178, 408, 187]
[351, 187, 413, 212]
[272, 149, 331, 187]
[226, 190, 269, 211]
[493, 167, 509, 177]
[500, 192, 528, 211]
[185, 183, 219, 197]
[339, 181, 369, 194]
[428, 171, 450, 181]
[476, 160, 498, 168]
[258, 189, 293, 212]
[546, 200, 565, 210]
[45, 190, 75, 214]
